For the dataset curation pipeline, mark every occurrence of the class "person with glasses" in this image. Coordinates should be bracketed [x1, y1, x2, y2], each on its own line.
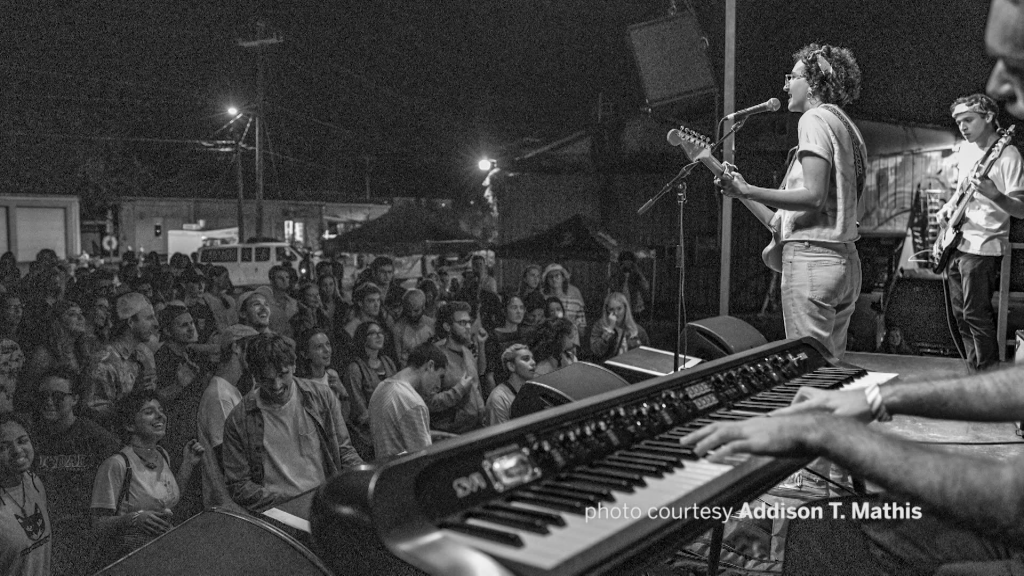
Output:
[428, 301, 487, 434]
[31, 368, 118, 576]
[716, 43, 865, 362]
[341, 321, 397, 460]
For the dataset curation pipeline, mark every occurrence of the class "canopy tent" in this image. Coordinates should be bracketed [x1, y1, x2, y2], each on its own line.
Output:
[494, 214, 624, 262]
[322, 203, 480, 256]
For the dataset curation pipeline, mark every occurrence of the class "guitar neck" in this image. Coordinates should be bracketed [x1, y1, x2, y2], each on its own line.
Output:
[695, 156, 776, 231]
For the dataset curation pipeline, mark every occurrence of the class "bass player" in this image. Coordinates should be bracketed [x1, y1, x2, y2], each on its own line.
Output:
[935, 93, 1024, 372]
[715, 43, 866, 361]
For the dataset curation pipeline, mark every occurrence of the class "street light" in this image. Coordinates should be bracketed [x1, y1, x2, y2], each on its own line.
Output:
[478, 158, 495, 171]
[227, 106, 239, 117]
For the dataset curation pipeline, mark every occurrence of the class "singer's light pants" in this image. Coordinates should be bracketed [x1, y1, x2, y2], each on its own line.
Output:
[780, 240, 861, 360]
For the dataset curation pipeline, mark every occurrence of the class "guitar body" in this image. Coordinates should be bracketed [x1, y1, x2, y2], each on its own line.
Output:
[931, 225, 963, 274]
[930, 125, 1017, 273]
[762, 235, 782, 273]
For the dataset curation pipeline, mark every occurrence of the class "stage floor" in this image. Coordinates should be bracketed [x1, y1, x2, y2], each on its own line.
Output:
[846, 352, 1024, 460]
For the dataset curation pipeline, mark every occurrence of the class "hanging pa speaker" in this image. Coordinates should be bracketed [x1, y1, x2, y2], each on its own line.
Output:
[627, 12, 718, 112]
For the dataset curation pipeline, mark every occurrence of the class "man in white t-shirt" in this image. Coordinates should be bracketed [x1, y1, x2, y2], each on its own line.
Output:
[369, 343, 448, 460]
[196, 324, 257, 508]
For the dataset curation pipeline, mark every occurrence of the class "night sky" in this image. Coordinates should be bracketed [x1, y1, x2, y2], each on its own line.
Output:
[3, 1, 996, 202]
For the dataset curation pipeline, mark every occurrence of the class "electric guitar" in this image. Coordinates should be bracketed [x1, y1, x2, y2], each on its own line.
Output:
[668, 127, 783, 273]
[932, 125, 1017, 273]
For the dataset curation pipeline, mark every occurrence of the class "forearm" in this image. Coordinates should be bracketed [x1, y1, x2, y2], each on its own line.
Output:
[990, 193, 1024, 218]
[815, 418, 1024, 538]
[745, 185, 823, 212]
[92, 509, 133, 538]
[176, 461, 198, 490]
[883, 365, 1024, 421]
[427, 382, 470, 411]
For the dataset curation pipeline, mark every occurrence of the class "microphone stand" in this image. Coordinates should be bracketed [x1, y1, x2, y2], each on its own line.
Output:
[637, 159, 701, 372]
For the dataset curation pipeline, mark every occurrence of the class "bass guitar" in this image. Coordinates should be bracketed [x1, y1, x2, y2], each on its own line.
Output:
[931, 125, 1017, 273]
[668, 127, 783, 273]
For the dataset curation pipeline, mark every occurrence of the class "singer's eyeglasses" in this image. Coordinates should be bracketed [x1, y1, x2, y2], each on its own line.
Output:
[785, 74, 806, 84]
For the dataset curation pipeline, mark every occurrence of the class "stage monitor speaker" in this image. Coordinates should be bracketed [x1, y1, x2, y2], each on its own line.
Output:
[97, 509, 333, 575]
[882, 274, 960, 357]
[510, 362, 629, 419]
[628, 13, 717, 112]
[682, 316, 768, 361]
[603, 346, 702, 384]
[857, 231, 905, 293]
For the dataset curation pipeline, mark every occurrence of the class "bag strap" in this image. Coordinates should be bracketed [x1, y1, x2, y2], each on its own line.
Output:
[821, 104, 866, 200]
[114, 452, 133, 516]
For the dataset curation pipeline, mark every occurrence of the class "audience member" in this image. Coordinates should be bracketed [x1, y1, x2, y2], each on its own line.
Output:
[86, 292, 159, 430]
[265, 266, 299, 338]
[608, 251, 650, 317]
[178, 268, 217, 344]
[201, 266, 237, 332]
[544, 296, 566, 320]
[541, 263, 587, 334]
[485, 344, 536, 426]
[520, 291, 547, 335]
[294, 328, 350, 422]
[237, 290, 272, 335]
[317, 272, 347, 324]
[343, 321, 397, 460]
[392, 288, 436, 367]
[368, 343, 447, 460]
[416, 277, 442, 319]
[484, 294, 527, 391]
[0, 413, 52, 575]
[196, 324, 257, 509]
[90, 389, 203, 570]
[589, 292, 650, 362]
[518, 264, 542, 299]
[0, 293, 24, 342]
[470, 254, 498, 294]
[221, 333, 363, 511]
[0, 251, 20, 289]
[33, 368, 119, 576]
[428, 301, 487, 434]
[80, 292, 113, 345]
[531, 317, 578, 376]
[338, 282, 394, 363]
[25, 301, 94, 391]
[291, 281, 331, 337]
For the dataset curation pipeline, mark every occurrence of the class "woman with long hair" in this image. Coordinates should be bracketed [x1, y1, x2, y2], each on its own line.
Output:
[485, 294, 526, 390]
[518, 264, 543, 299]
[541, 263, 587, 334]
[343, 320, 397, 460]
[80, 292, 114, 345]
[25, 301, 95, 388]
[295, 328, 348, 416]
[589, 292, 649, 362]
[529, 317, 578, 376]
[89, 389, 203, 570]
[318, 273, 347, 324]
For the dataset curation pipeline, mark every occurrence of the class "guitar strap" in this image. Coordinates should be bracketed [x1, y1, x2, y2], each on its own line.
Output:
[821, 104, 866, 200]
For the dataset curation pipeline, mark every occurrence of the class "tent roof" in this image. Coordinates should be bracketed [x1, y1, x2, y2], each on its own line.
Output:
[322, 204, 479, 256]
[494, 214, 622, 262]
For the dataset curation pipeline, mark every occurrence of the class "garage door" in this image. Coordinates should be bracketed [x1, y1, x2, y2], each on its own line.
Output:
[17, 207, 66, 261]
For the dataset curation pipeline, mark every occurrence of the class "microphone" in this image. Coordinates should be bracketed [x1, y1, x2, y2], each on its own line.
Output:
[723, 98, 781, 122]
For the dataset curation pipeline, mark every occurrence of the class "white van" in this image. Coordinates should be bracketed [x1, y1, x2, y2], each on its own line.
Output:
[197, 242, 301, 287]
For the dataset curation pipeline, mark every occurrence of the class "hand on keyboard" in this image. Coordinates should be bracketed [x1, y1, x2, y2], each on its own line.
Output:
[679, 415, 828, 461]
[769, 387, 872, 422]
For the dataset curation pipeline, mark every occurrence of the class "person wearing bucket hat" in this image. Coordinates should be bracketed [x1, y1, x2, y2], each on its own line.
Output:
[85, 292, 159, 430]
[540, 263, 587, 334]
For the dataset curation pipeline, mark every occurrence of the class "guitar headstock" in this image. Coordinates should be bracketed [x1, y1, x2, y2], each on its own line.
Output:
[667, 126, 714, 164]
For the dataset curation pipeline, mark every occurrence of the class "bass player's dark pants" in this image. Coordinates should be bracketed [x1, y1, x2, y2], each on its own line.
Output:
[946, 249, 1001, 372]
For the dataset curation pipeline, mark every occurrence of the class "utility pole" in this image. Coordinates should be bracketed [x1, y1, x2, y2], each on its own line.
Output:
[238, 22, 282, 241]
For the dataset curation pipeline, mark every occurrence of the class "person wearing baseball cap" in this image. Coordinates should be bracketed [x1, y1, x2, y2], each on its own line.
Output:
[196, 324, 258, 508]
[84, 292, 159, 430]
[236, 288, 273, 334]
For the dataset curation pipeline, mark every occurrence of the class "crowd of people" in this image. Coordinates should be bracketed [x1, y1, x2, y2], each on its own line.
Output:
[0, 245, 652, 575]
